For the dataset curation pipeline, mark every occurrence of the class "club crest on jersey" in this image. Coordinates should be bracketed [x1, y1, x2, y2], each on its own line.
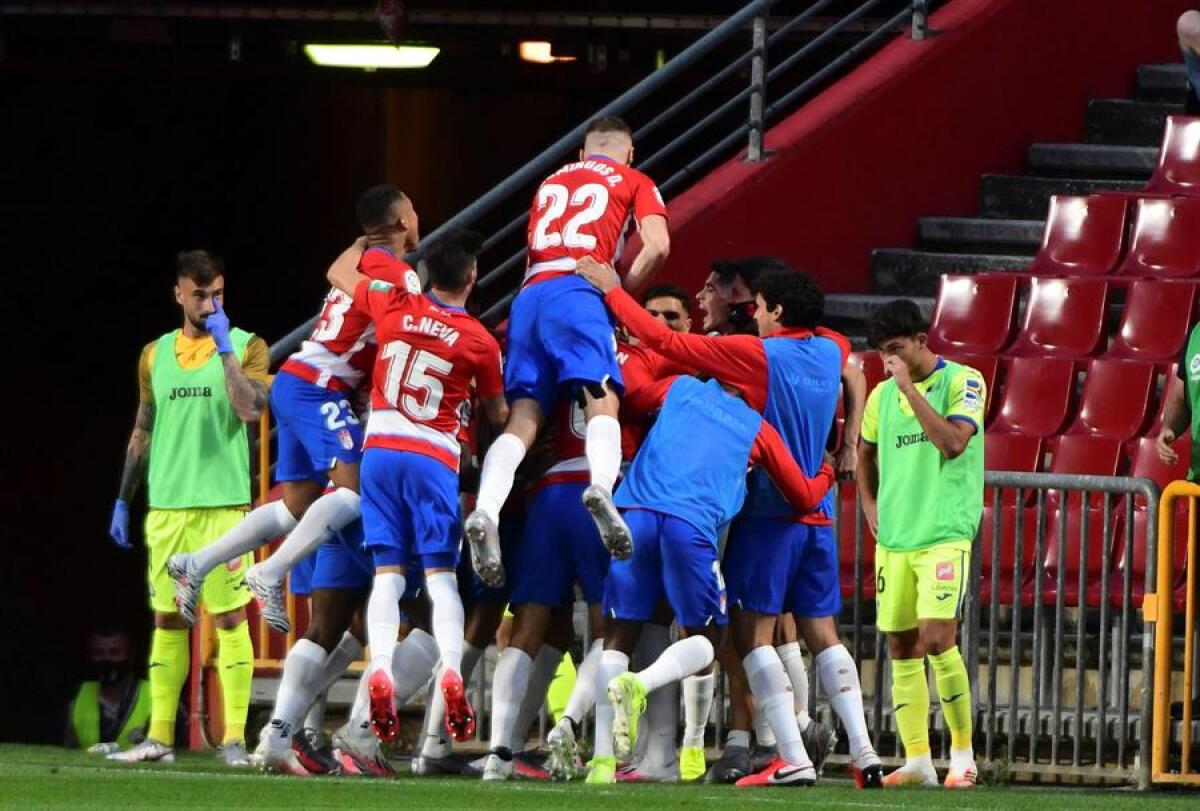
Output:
[338, 428, 355, 450]
[936, 561, 955, 581]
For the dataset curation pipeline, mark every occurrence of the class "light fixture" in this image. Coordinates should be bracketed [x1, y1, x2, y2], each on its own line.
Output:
[304, 44, 439, 70]
[519, 41, 576, 64]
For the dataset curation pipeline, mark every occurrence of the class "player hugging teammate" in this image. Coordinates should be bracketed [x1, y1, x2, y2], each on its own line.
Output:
[110, 115, 982, 792]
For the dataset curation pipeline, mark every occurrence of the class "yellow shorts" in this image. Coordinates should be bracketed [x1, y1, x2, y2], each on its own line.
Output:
[145, 507, 253, 615]
[875, 540, 972, 633]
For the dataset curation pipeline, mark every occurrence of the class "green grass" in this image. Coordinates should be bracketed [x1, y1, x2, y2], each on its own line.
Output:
[0, 744, 1196, 810]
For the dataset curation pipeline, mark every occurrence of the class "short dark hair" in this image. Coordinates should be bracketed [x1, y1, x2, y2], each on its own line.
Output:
[423, 229, 483, 293]
[709, 256, 788, 290]
[176, 250, 224, 286]
[356, 183, 406, 231]
[585, 115, 633, 139]
[752, 268, 824, 329]
[867, 299, 930, 348]
[643, 284, 690, 311]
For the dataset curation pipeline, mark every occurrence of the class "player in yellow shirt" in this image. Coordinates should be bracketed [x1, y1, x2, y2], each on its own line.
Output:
[106, 250, 269, 766]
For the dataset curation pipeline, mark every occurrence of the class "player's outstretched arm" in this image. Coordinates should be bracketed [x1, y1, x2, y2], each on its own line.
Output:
[326, 239, 368, 296]
[624, 214, 669, 294]
[751, 421, 835, 512]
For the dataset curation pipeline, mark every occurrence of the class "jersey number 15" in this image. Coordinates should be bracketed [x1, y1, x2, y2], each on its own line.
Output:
[531, 182, 610, 252]
[381, 339, 453, 421]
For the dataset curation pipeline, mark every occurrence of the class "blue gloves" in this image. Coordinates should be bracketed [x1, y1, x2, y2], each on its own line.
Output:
[109, 499, 131, 549]
[206, 299, 234, 354]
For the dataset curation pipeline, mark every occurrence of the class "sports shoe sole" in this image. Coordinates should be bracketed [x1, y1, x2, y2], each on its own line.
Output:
[367, 670, 399, 744]
[582, 486, 633, 559]
[853, 763, 884, 789]
[464, 512, 505, 588]
[545, 735, 578, 781]
[441, 671, 477, 742]
[606, 680, 641, 762]
[166, 556, 200, 628]
[245, 569, 291, 633]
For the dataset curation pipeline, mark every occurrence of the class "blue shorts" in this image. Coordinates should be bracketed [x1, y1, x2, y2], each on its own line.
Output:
[289, 551, 317, 597]
[271, 371, 363, 483]
[361, 449, 461, 571]
[314, 520, 425, 600]
[459, 505, 523, 605]
[724, 517, 841, 618]
[510, 481, 609, 607]
[504, 275, 624, 414]
[604, 508, 727, 628]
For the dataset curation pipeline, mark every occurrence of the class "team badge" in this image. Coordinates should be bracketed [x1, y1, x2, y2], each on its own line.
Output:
[338, 428, 355, 450]
[962, 377, 983, 411]
[936, 561, 956, 581]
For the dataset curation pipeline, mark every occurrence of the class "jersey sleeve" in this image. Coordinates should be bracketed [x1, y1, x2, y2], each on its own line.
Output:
[472, 333, 505, 400]
[860, 383, 884, 445]
[749, 421, 836, 512]
[604, 287, 767, 409]
[360, 251, 422, 293]
[352, 278, 399, 322]
[137, 341, 156, 404]
[946, 366, 986, 432]
[241, 336, 270, 385]
[633, 175, 668, 222]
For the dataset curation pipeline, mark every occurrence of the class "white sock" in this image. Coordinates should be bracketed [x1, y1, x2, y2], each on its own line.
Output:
[776, 642, 811, 731]
[584, 414, 622, 493]
[311, 633, 363, 698]
[563, 639, 603, 723]
[512, 644, 562, 748]
[304, 691, 328, 733]
[256, 488, 360, 583]
[904, 751, 935, 772]
[349, 667, 372, 732]
[489, 647, 533, 752]
[193, 500, 298, 576]
[743, 645, 810, 769]
[681, 673, 714, 749]
[367, 572, 406, 672]
[475, 433, 527, 523]
[950, 746, 976, 771]
[726, 729, 751, 749]
[753, 707, 777, 748]
[814, 644, 872, 754]
[394, 628, 439, 703]
[425, 572, 465, 675]
[272, 639, 327, 731]
[636, 636, 714, 694]
[634, 625, 677, 770]
[593, 649, 630, 759]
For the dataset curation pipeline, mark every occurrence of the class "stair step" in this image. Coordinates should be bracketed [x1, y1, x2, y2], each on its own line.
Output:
[824, 293, 934, 323]
[979, 174, 1145, 219]
[1026, 142, 1157, 178]
[871, 249, 1032, 297]
[917, 216, 1044, 255]
[1135, 63, 1188, 103]
[1086, 99, 1182, 146]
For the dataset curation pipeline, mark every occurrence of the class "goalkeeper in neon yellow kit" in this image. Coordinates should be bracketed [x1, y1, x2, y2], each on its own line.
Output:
[857, 300, 983, 790]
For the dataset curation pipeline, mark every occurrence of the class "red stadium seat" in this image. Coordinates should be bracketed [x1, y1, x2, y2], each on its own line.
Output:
[1007, 277, 1110, 358]
[1145, 115, 1200, 196]
[927, 274, 1019, 355]
[1108, 280, 1198, 362]
[1127, 433, 1191, 489]
[985, 431, 1042, 472]
[1027, 195, 1128, 277]
[1148, 364, 1182, 436]
[1113, 198, 1200, 278]
[1047, 433, 1123, 478]
[1065, 358, 1154, 441]
[847, 350, 885, 392]
[979, 504, 1039, 605]
[989, 357, 1075, 438]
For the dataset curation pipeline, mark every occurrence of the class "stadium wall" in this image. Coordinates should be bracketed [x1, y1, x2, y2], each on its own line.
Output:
[637, 0, 1194, 298]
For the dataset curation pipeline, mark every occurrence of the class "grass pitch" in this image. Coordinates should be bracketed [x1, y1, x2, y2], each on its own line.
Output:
[1, 744, 1197, 810]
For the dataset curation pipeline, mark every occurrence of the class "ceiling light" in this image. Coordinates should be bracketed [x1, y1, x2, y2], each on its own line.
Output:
[519, 41, 576, 64]
[304, 44, 439, 70]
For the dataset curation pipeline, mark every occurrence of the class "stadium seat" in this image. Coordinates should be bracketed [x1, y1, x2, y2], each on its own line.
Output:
[1007, 277, 1110, 358]
[1148, 364, 1182, 436]
[1145, 115, 1200, 196]
[1113, 198, 1200, 278]
[984, 431, 1042, 507]
[847, 350, 885, 392]
[1107, 279, 1198, 362]
[1046, 433, 1123, 478]
[926, 274, 1019, 356]
[979, 504, 1039, 606]
[1027, 195, 1128, 277]
[1126, 433, 1191, 490]
[1066, 358, 1154, 441]
[989, 357, 1075, 438]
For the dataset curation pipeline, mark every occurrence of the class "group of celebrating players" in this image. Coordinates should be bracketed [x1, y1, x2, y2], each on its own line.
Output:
[108, 114, 986, 791]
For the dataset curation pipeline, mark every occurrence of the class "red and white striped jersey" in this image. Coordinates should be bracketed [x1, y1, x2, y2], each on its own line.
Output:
[351, 279, 503, 471]
[281, 248, 421, 392]
[524, 156, 666, 285]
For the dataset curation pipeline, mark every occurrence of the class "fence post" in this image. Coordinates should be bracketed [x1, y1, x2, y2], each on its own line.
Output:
[746, 13, 768, 161]
[912, 0, 929, 41]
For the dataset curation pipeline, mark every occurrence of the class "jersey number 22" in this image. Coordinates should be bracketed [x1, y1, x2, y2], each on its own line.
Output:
[531, 182, 610, 251]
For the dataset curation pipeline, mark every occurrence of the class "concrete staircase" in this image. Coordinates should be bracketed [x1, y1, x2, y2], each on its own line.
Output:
[826, 62, 1189, 339]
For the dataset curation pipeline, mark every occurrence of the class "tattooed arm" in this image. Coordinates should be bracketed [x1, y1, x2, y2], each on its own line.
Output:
[118, 402, 155, 502]
[221, 353, 267, 423]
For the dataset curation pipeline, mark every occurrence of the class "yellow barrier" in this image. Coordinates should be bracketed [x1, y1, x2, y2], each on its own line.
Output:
[1151, 479, 1200, 785]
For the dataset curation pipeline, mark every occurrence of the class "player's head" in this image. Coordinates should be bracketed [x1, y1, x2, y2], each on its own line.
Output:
[867, 299, 932, 372]
[751, 267, 824, 337]
[697, 257, 786, 334]
[357, 183, 420, 253]
[86, 625, 135, 686]
[423, 228, 483, 297]
[582, 115, 634, 165]
[174, 249, 225, 332]
[643, 283, 692, 333]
